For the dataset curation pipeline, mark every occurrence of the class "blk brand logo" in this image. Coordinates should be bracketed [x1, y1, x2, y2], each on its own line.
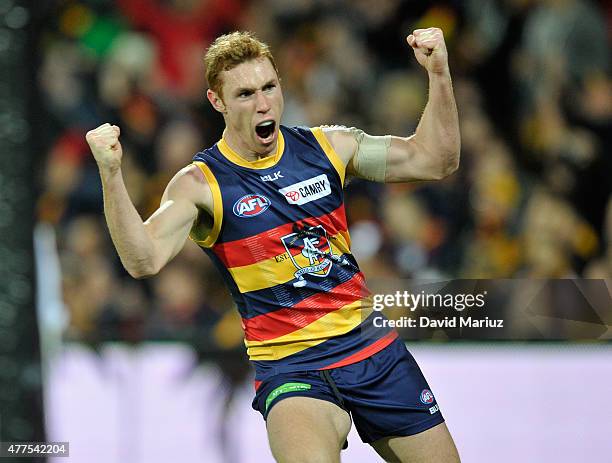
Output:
[260, 171, 284, 182]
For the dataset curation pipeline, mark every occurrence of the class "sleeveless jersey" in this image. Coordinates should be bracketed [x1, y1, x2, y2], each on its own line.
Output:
[190, 125, 397, 381]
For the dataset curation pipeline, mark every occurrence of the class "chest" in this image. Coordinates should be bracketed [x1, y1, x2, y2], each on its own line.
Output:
[219, 159, 340, 223]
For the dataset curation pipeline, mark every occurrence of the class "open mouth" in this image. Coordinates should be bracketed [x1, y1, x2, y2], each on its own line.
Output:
[255, 120, 276, 141]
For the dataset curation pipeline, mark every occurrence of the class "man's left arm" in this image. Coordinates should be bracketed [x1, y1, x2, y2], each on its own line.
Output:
[325, 27, 460, 183]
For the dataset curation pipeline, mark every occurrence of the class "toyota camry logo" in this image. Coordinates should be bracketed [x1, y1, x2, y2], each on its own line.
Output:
[285, 190, 300, 202]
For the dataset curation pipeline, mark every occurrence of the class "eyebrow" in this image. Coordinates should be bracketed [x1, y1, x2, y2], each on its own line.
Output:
[234, 79, 277, 95]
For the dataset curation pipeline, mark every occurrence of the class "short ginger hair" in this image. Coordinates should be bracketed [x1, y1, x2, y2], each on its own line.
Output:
[204, 31, 279, 98]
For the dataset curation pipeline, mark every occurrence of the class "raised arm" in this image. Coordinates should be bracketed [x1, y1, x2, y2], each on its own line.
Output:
[86, 123, 211, 278]
[324, 27, 460, 183]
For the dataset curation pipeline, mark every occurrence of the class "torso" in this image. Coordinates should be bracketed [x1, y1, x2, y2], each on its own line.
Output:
[189, 125, 395, 380]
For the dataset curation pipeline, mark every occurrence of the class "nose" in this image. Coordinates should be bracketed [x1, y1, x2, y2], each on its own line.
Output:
[255, 90, 271, 113]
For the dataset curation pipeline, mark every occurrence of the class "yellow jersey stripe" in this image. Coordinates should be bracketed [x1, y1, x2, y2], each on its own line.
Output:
[228, 231, 351, 293]
[245, 299, 373, 360]
[311, 127, 346, 186]
[189, 161, 223, 248]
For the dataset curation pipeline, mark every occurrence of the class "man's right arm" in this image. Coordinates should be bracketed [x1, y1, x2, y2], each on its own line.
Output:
[86, 123, 211, 278]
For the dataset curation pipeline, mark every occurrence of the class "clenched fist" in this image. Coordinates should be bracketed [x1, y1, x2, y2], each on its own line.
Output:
[86, 123, 123, 171]
[407, 28, 449, 75]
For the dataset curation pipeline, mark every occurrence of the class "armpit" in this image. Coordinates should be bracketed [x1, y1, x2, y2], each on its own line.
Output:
[189, 208, 213, 244]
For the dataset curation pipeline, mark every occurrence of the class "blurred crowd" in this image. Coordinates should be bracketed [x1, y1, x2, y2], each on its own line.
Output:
[33, 0, 611, 346]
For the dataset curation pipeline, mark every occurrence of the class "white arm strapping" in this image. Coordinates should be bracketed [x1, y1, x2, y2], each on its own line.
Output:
[347, 127, 390, 182]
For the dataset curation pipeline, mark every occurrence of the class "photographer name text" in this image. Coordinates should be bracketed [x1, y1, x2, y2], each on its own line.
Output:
[373, 316, 504, 328]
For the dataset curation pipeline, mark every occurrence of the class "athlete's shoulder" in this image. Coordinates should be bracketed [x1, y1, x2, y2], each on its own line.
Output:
[192, 143, 220, 163]
[282, 125, 345, 155]
[164, 163, 213, 214]
[314, 125, 357, 166]
[280, 124, 316, 140]
[281, 124, 347, 137]
[281, 125, 355, 166]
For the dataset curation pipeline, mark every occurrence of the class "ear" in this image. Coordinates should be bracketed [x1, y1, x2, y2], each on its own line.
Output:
[207, 89, 226, 113]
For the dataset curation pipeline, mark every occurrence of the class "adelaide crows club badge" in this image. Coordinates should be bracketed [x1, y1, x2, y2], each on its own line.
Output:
[280, 225, 335, 287]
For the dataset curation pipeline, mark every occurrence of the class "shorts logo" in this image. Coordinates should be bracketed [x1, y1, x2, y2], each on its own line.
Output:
[265, 382, 312, 411]
[278, 174, 331, 205]
[232, 194, 271, 218]
[281, 225, 335, 287]
[420, 389, 434, 405]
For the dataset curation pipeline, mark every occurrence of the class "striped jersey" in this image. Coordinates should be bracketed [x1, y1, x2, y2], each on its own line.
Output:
[190, 125, 396, 381]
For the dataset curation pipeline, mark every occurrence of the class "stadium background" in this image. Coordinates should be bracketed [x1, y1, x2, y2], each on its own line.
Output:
[0, 0, 610, 461]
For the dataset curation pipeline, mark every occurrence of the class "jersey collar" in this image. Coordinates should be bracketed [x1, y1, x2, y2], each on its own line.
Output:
[217, 129, 285, 170]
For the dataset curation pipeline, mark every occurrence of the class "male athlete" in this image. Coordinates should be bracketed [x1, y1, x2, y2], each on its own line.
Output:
[87, 28, 460, 462]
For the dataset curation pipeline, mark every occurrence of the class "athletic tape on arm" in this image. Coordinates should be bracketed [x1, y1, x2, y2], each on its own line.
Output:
[348, 127, 390, 182]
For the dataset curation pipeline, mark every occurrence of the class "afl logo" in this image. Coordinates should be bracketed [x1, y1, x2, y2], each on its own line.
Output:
[232, 194, 271, 218]
[420, 389, 434, 405]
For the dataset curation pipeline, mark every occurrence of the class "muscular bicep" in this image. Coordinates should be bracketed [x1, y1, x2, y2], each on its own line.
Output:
[143, 165, 210, 271]
[144, 197, 198, 263]
[384, 135, 446, 182]
[345, 133, 449, 183]
[323, 126, 447, 183]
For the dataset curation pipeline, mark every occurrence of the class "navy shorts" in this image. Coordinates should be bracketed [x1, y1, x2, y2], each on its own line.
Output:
[252, 337, 444, 444]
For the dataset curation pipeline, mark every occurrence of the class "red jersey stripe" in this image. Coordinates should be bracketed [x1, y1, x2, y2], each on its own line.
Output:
[213, 204, 348, 268]
[243, 272, 368, 341]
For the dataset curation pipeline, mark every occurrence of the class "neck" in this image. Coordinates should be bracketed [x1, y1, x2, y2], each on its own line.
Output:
[222, 129, 277, 162]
